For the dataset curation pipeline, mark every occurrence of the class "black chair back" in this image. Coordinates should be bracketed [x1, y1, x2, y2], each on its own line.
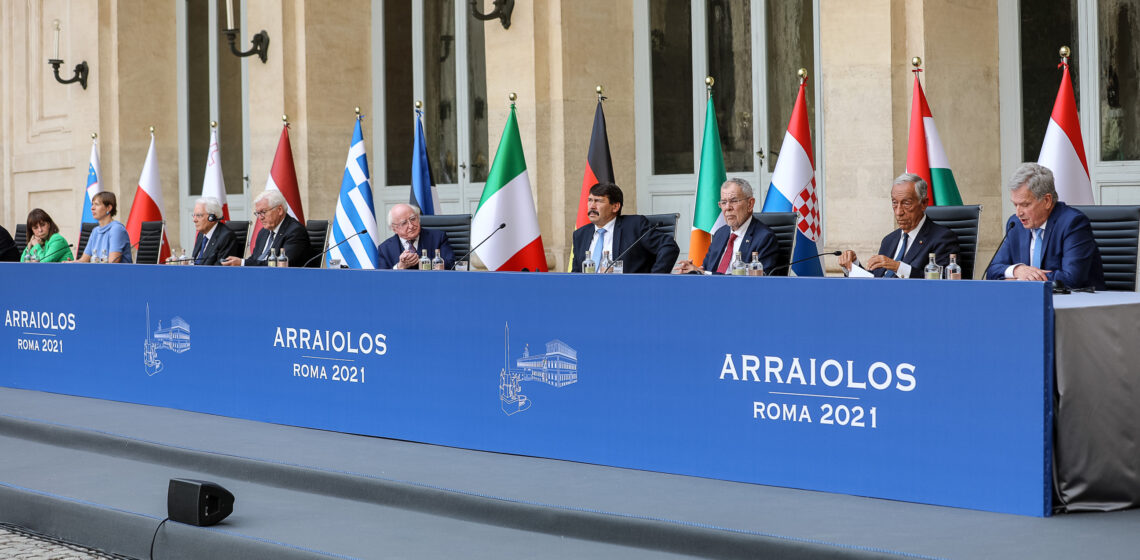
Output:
[645, 213, 680, 243]
[13, 224, 27, 254]
[136, 221, 165, 264]
[306, 220, 330, 267]
[76, 222, 96, 259]
[925, 205, 982, 279]
[753, 212, 797, 276]
[420, 214, 473, 256]
[223, 220, 250, 259]
[1071, 205, 1140, 291]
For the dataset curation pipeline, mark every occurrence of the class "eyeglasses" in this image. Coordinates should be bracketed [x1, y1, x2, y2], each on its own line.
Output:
[718, 198, 748, 208]
[190, 213, 206, 219]
[253, 207, 280, 218]
[392, 215, 419, 229]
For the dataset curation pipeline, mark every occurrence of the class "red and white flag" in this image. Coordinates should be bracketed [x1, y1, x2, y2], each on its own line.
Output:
[1038, 59, 1094, 205]
[125, 133, 171, 263]
[201, 126, 230, 221]
[250, 123, 305, 252]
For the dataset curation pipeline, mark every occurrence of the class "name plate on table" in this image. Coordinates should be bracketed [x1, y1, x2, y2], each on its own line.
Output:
[0, 264, 1054, 516]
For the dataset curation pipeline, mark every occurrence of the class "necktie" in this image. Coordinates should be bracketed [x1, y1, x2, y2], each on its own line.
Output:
[194, 234, 207, 264]
[884, 231, 908, 278]
[406, 239, 416, 253]
[716, 233, 739, 274]
[592, 228, 606, 266]
[1031, 228, 1043, 269]
[260, 231, 275, 260]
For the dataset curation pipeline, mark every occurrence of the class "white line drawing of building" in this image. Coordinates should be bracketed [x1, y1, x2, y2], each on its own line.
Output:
[499, 323, 577, 416]
[144, 304, 191, 376]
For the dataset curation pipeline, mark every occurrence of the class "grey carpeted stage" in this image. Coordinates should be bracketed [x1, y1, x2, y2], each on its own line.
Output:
[0, 387, 1137, 559]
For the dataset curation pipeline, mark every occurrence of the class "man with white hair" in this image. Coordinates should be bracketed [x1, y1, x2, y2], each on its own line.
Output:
[839, 173, 959, 278]
[376, 203, 454, 269]
[222, 190, 312, 267]
[189, 196, 238, 265]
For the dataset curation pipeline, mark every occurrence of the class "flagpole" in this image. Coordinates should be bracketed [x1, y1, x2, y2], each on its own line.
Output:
[912, 56, 923, 75]
[705, 75, 713, 100]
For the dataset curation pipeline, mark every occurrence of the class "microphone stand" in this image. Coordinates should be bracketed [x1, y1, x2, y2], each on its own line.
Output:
[304, 228, 368, 268]
[983, 220, 1018, 279]
[602, 224, 663, 273]
[767, 250, 842, 276]
[452, 223, 506, 270]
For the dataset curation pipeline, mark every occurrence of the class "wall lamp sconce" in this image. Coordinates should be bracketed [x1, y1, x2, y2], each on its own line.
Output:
[470, 0, 513, 29]
[223, 0, 269, 63]
[47, 20, 88, 89]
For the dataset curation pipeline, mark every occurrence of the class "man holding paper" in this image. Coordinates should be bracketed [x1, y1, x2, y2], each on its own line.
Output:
[839, 173, 958, 278]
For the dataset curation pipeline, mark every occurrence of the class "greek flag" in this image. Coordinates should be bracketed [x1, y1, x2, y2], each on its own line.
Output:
[410, 108, 440, 215]
[328, 117, 379, 269]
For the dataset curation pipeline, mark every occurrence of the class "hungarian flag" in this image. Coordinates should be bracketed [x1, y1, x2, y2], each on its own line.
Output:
[689, 95, 726, 266]
[471, 104, 547, 271]
[250, 123, 305, 253]
[761, 78, 823, 276]
[906, 73, 962, 206]
[125, 133, 171, 263]
[1038, 59, 1094, 204]
[201, 125, 230, 221]
[80, 137, 101, 224]
[568, 99, 615, 270]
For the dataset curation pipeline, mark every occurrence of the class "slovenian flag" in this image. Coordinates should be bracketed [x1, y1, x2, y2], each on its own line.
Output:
[906, 72, 962, 205]
[81, 137, 101, 223]
[410, 108, 440, 215]
[1038, 57, 1094, 205]
[329, 115, 380, 269]
[125, 132, 172, 263]
[761, 78, 822, 277]
[471, 103, 547, 271]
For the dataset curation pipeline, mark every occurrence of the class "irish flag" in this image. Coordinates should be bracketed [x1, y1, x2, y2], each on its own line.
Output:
[1038, 59, 1094, 204]
[906, 73, 962, 206]
[125, 132, 171, 263]
[689, 95, 726, 266]
[472, 105, 547, 271]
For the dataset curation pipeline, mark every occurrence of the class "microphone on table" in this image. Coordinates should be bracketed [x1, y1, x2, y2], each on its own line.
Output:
[304, 228, 368, 268]
[767, 250, 842, 276]
[36, 243, 75, 262]
[452, 223, 506, 270]
[602, 224, 665, 273]
[984, 219, 1018, 279]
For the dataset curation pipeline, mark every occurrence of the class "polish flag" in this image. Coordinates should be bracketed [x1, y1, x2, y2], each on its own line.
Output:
[201, 126, 230, 221]
[1038, 60, 1094, 205]
[125, 133, 171, 263]
[250, 123, 305, 253]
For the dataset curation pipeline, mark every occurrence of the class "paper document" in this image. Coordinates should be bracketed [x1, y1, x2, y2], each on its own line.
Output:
[847, 264, 874, 278]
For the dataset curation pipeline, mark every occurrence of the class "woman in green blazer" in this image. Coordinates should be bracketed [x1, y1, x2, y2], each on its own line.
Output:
[21, 209, 73, 262]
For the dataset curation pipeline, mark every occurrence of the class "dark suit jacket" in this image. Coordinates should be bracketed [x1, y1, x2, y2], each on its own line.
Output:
[571, 214, 680, 274]
[0, 226, 19, 262]
[701, 218, 780, 274]
[376, 228, 455, 269]
[245, 215, 313, 267]
[872, 218, 959, 278]
[191, 223, 239, 265]
[984, 202, 1106, 289]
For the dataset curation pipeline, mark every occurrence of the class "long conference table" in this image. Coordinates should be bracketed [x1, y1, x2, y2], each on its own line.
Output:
[0, 263, 1136, 517]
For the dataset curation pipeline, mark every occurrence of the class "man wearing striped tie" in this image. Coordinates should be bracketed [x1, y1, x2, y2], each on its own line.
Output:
[838, 173, 958, 278]
[985, 163, 1105, 290]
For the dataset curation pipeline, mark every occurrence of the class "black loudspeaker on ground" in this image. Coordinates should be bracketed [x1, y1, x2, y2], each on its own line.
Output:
[167, 478, 235, 526]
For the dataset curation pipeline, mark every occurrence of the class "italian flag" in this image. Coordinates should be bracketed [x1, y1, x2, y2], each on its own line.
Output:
[906, 73, 962, 206]
[689, 95, 726, 265]
[472, 105, 548, 271]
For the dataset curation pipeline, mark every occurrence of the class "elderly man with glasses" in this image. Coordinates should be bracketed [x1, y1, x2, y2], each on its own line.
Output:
[222, 190, 312, 267]
[188, 196, 239, 265]
[838, 173, 959, 278]
[377, 203, 455, 270]
[678, 178, 779, 275]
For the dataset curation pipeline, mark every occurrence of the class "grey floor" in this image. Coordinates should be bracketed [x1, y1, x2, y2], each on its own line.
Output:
[0, 387, 1137, 559]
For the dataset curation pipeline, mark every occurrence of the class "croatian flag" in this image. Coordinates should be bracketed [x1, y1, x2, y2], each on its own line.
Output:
[80, 138, 102, 223]
[329, 116, 380, 269]
[761, 79, 822, 276]
[410, 108, 440, 215]
[1038, 58, 1094, 205]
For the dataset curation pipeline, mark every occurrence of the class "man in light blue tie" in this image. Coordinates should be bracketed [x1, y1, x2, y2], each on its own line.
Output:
[570, 182, 679, 273]
[984, 163, 1105, 289]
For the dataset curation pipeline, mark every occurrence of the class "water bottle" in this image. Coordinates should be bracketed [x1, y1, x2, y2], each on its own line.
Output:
[748, 251, 765, 276]
[419, 250, 431, 270]
[267, 248, 278, 268]
[945, 254, 962, 280]
[599, 250, 612, 274]
[730, 251, 747, 275]
[179, 248, 189, 265]
[277, 248, 289, 268]
[582, 251, 596, 274]
[432, 249, 445, 270]
[924, 253, 940, 279]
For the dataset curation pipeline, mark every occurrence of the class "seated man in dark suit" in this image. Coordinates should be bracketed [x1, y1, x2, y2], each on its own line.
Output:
[839, 173, 959, 278]
[677, 178, 779, 274]
[0, 225, 19, 262]
[221, 190, 312, 267]
[376, 203, 454, 270]
[571, 182, 680, 273]
[189, 197, 239, 265]
[984, 162, 1105, 289]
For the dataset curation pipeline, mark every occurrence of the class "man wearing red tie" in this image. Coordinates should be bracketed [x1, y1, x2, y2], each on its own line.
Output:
[678, 179, 779, 275]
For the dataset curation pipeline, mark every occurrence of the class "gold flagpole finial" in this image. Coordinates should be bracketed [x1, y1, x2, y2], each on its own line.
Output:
[210, 120, 218, 129]
[149, 126, 155, 134]
[415, 100, 423, 109]
[281, 114, 288, 123]
[1059, 45, 1071, 59]
[91, 132, 97, 139]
